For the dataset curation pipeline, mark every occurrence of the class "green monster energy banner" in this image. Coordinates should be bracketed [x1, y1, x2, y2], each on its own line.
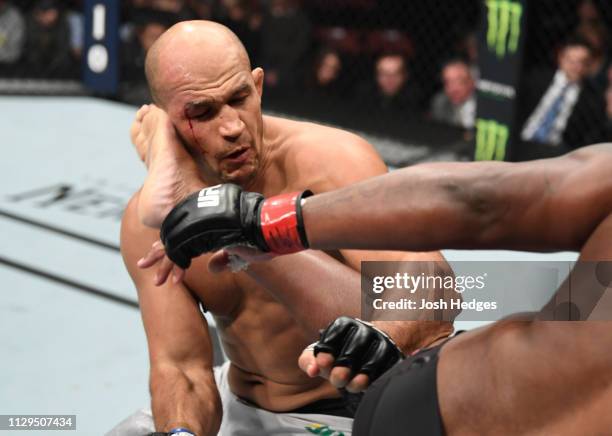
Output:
[475, 0, 526, 161]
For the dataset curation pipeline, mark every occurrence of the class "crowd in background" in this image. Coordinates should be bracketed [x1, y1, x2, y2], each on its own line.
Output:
[1, 0, 612, 151]
[0, 0, 82, 78]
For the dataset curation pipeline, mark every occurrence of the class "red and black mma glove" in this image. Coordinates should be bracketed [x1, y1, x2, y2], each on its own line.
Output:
[160, 184, 312, 269]
[314, 317, 404, 384]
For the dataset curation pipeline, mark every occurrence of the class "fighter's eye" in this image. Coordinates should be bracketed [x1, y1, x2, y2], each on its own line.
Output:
[193, 109, 212, 120]
[229, 94, 248, 106]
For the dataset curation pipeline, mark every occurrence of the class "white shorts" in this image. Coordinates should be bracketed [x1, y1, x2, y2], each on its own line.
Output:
[107, 362, 353, 436]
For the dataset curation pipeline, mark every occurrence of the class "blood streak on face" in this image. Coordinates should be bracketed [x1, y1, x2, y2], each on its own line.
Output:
[184, 109, 202, 150]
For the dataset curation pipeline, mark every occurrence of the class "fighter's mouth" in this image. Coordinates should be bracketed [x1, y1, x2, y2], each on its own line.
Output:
[223, 147, 249, 161]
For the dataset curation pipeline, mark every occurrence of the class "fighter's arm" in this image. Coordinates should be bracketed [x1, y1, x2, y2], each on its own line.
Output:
[240, 131, 454, 349]
[121, 194, 221, 436]
[304, 143, 612, 253]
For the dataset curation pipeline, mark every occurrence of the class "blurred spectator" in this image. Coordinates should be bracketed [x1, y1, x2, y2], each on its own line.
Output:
[577, 0, 602, 26]
[454, 33, 479, 80]
[218, 0, 261, 65]
[357, 52, 420, 117]
[575, 21, 609, 87]
[24, 0, 75, 78]
[305, 47, 346, 102]
[0, 0, 25, 68]
[519, 36, 606, 149]
[260, 0, 311, 95]
[151, 0, 196, 21]
[120, 10, 171, 104]
[66, 0, 83, 59]
[186, 0, 213, 20]
[430, 58, 476, 129]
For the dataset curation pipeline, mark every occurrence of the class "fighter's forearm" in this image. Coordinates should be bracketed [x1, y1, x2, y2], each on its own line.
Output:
[150, 364, 221, 436]
[375, 320, 455, 353]
[301, 157, 585, 252]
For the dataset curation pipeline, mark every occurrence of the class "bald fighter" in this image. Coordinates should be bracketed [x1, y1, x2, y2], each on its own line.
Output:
[152, 144, 612, 435]
[113, 20, 454, 436]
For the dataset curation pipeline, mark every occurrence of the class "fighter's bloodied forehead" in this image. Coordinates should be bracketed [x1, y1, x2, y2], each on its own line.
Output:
[145, 20, 251, 108]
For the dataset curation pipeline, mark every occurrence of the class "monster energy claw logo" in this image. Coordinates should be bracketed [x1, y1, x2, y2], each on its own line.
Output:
[486, 0, 522, 58]
[475, 119, 508, 161]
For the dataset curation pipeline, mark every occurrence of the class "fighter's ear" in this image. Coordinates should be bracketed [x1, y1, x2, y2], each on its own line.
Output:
[252, 67, 264, 97]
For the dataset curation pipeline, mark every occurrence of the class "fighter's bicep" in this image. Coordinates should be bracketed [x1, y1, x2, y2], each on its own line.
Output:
[121, 195, 214, 367]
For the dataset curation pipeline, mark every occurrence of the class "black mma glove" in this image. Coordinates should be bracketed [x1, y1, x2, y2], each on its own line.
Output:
[314, 316, 404, 383]
[160, 184, 311, 268]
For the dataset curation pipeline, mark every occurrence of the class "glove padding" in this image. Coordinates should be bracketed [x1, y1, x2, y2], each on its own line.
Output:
[160, 184, 311, 269]
[160, 184, 265, 269]
[314, 316, 404, 383]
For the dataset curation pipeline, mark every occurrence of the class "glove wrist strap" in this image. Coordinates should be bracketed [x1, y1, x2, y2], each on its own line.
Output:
[259, 190, 312, 253]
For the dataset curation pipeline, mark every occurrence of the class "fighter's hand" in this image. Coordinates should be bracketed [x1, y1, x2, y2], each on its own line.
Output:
[160, 184, 311, 269]
[130, 104, 203, 228]
[137, 240, 186, 286]
[298, 317, 404, 393]
[136, 241, 273, 286]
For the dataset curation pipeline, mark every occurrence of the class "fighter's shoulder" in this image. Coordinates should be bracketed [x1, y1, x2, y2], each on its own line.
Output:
[278, 118, 386, 186]
[291, 119, 376, 156]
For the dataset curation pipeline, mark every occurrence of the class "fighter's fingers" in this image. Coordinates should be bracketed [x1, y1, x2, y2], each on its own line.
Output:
[329, 366, 352, 389]
[314, 351, 335, 379]
[137, 241, 166, 268]
[208, 250, 231, 273]
[314, 350, 335, 370]
[345, 373, 370, 393]
[172, 264, 185, 284]
[298, 346, 320, 378]
[155, 256, 175, 286]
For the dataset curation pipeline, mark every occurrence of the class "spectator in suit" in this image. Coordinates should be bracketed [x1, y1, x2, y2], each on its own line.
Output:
[0, 0, 25, 69]
[430, 58, 476, 129]
[357, 52, 420, 118]
[519, 36, 607, 149]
